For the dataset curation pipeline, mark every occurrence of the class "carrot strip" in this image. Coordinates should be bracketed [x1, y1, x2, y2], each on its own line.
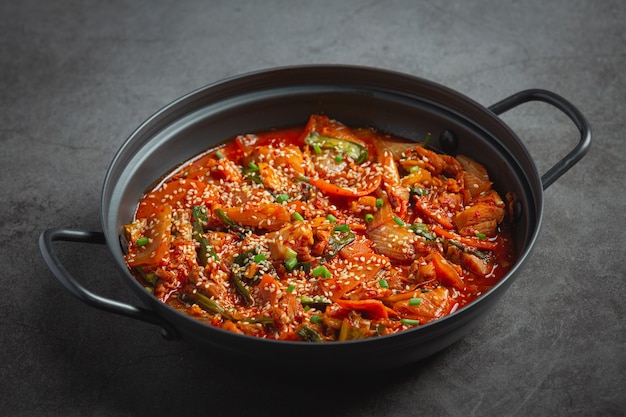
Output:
[335, 299, 398, 319]
[308, 175, 381, 197]
[431, 224, 498, 251]
[430, 252, 465, 291]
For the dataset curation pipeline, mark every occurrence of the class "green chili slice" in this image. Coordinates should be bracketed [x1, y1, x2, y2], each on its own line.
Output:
[304, 132, 368, 164]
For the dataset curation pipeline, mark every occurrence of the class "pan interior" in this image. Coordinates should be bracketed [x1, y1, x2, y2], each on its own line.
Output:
[102, 67, 542, 316]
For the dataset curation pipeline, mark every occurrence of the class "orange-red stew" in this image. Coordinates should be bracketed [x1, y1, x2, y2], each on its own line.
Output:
[124, 115, 515, 341]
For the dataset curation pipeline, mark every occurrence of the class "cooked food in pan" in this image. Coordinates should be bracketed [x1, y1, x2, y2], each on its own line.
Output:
[123, 114, 515, 341]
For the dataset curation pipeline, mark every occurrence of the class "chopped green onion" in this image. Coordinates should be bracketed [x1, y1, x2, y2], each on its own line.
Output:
[312, 266, 331, 279]
[334, 154, 344, 163]
[409, 165, 421, 173]
[409, 297, 422, 306]
[297, 175, 310, 183]
[285, 247, 297, 259]
[375, 198, 384, 208]
[326, 214, 337, 223]
[313, 144, 322, 154]
[284, 257, 298, 271]
[400, 318, 420, 326]
[379, 279, 389, 289]
[475, 231, 487, 240]
[333, 224, 350, 233]
[253, 253, 266, 263]
[286, 284, 296, 293]
[423, 132, 431, 148]
[136, 237, 149, 247]
[393, 216, 405, 226]
[247, 162, 259, 171]
[365, 213, 374, 223]
[276, 193, 289, 203]
[310, 315, 323, 324]
[292, 212, 304, 222]
[215, 150, 225, 160]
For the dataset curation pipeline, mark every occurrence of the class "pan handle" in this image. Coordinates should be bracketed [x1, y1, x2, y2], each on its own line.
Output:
[488, 89, 591, 189]
[39, 228, 179, 340]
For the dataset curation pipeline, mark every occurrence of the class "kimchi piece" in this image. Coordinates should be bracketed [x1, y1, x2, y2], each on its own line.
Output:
[123, 114, 516, 342]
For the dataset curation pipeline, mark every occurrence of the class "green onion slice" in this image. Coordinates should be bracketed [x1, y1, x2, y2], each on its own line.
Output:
[284, 257, 298, 271]
[400, 318, 420, 326]
[312, 266, 332, 279]
[409, 297, 422, 306]
[310, 315, 323, 324]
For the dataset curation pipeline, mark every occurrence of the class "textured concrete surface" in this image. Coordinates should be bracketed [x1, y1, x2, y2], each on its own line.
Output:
[1, 1, 624, 416]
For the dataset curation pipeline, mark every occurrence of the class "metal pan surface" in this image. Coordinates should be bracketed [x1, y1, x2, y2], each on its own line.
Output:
[40, 65, 591, 370]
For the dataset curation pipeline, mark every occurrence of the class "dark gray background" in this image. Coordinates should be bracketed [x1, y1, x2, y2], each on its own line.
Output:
[1, 1, 624, 416]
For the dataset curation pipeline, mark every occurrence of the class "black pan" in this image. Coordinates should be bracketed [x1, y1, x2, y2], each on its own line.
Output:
[40, 65, 591, 370]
